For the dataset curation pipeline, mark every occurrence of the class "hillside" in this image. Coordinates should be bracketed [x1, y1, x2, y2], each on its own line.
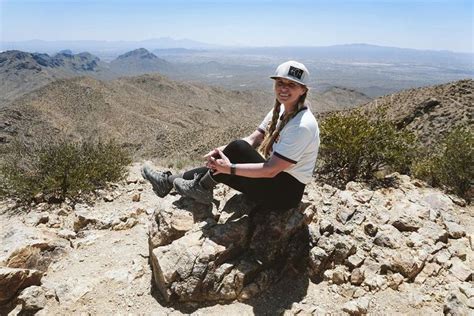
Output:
[355, 79, 473, 146]
[0, 74, 270, 159]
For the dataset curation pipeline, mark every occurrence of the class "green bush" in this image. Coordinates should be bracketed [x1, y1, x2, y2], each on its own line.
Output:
[0, 139, 131, 202]
[318, 110, 417, 183]
[413, 127, 473, 202]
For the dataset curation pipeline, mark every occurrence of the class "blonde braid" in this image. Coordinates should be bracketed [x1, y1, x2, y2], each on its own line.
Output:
[259, 91, 308, 159]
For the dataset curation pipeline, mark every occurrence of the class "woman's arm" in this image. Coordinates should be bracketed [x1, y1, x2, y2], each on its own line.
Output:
[242, 129, 265, 148]
[208, 149, 293, 178]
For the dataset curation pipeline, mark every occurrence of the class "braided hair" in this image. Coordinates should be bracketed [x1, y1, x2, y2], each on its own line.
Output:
[258, 90, 308, 159]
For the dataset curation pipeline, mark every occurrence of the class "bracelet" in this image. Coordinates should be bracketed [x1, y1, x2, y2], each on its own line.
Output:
[230, 163, 236, 176]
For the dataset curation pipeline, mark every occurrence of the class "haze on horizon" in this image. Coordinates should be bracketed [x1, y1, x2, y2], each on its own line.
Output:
[1, 0, 473, 53]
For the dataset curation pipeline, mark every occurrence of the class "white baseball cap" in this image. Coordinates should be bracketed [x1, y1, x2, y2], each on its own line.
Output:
[270, 60, 309, 86]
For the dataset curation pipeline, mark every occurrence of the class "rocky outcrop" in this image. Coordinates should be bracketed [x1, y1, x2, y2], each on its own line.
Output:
[148, 194, 313, 302]
[0, 267, 43, 304]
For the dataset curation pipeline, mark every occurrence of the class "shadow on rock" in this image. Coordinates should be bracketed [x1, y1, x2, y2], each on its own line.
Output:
[147, 193, 313, 311]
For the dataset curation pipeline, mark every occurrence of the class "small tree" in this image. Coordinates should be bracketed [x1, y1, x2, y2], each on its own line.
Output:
[0, 138, 131, 202]
[318, 110, 417, 183]
[413, 127, 473, 202]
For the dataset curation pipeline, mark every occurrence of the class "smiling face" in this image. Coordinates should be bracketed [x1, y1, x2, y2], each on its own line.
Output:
[274, 78, 307, 109]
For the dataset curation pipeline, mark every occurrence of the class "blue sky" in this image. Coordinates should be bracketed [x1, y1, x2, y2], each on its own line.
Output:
[1, 0, 472, 52]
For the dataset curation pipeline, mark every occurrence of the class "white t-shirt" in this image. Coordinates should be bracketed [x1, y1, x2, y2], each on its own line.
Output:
[258, 105, 320, 184]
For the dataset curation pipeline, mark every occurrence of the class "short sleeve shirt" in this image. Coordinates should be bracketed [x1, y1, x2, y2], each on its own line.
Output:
[258, 105, 320, 184]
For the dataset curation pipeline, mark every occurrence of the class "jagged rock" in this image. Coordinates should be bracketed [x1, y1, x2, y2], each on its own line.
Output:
[353, 189, 374, 204]
[58, 229, 76, 240]
[308, 247, 329, 278]
[332, 266, 348, 285]
[1, 221, 69, 273]
[387, 273, 404, 290]
[346, 253, 365, 269]
[0, 267, 43, 304]
[342, 297, 370, 315]
[337, 206, 356, 224]
[391, 213, 422, 232]
[364, 223, 378, 237]
[17, 285, 48, 312]
[363, 273, 386, 291]
[444, 291, 469, 315]
[73, 205, 144, 232]
[149, 194, 309, 302]
[448, 239, 469, 260]
[418, 221, 448, 243]
[350, 268, 364, 285]
[373, 225, 404, 248]
[449, 258, 472, 281]
[389, 249, 427, 280]
[319, 219, 334, 235]
[132, 193, 141, 202]
[444, 222, 466, 239]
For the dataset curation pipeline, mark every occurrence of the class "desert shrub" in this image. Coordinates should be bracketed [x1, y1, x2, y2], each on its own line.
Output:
[413, 127, 473, 202]
[318, 110, 416, 183]
[0, 138, 131, 202]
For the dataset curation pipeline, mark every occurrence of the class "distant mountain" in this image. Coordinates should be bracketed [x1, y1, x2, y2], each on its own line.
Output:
[0, 50, 113, 105]
[354, 79, 473, 146]
[109, 48, 171, 75]
[0, 37, 218, 55]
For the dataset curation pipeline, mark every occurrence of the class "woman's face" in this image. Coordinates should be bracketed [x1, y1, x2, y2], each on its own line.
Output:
[274, 78, 307, 107]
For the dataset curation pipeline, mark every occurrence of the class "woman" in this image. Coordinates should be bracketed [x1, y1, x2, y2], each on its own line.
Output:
[142, 60, 320, 210]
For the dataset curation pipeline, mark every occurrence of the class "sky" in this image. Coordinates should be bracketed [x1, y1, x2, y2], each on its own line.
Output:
[1, 0, 473, 52]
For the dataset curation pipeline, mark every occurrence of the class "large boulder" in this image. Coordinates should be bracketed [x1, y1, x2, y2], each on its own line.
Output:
[0, 267, 43, 304]
[148, 193, 311, 302]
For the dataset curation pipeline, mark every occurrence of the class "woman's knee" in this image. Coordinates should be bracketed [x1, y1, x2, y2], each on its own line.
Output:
[223, 139, 252, 156]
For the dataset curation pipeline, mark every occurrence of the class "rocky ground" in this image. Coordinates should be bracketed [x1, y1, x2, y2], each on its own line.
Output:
[1, 162, 473, 315]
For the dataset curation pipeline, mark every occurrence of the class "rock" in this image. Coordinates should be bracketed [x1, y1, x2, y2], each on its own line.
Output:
[373, 225, 404, 249]
[342, 297, 370, 315]
[0, 267, 43, 304]
[112, 217, 138, 230]
[337, 206, 356, 224]
[448, 239, 468, 260]
[353, 189, 374, 204]
[103, 194, 114, 202]
[319, 219, 334, 235]
[58, 229, 77, 240]
[148, 206, 201, 249]
[308, 247, 329, 278]
[418, 221, 448, 243]
[423, 193, 454, 212]
[387, 273, 404, 290]
[435, 249, 452, 266]
[346, 253, 365, 269]
[132, 193, 141, 202]
[332, 266, 348, 285]
[444, 291, 468, 316]
[391, 214, 421, 232]
[350, 268, 364, 286]
[17, 285, 47, 312]
[449, 258, 472, 281]
[390, 249, 427, 280]
[364, 223, 378, 237]
[150, 195, 310, 302]
[444, 221, 466, 239]
[0, 219, 68, 271]
[363, 274, 385, 291]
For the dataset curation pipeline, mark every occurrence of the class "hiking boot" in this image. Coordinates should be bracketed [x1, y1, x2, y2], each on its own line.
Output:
[173, 174, 213, 204]
[141, 165, 173, 198]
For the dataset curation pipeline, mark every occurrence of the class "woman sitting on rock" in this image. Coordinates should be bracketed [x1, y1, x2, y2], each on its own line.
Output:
[142, 60, 320, 209]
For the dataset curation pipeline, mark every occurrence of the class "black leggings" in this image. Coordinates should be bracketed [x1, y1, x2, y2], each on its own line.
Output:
[183, 140, 305, 209]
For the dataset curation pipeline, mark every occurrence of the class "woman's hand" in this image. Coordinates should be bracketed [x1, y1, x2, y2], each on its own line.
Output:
[206, 149, 231, 175]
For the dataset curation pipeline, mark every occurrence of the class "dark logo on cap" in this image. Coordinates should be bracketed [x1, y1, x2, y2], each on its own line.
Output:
[288, 66, 303, 79]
